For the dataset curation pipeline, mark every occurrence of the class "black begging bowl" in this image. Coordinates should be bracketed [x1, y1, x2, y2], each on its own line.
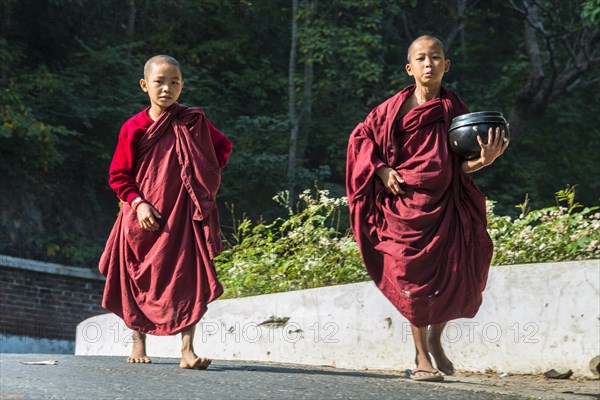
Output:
[448, 111, 510, 160]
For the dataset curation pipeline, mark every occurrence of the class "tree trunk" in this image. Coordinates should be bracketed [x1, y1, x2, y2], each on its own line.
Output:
[287, 0, 299, 200]
[507, 0, 600, 136]
[1, 0, 12, 82]
[445, 0, 470, 52]
[508, 3, 545, 136]
[126, 0, 136, 58]
[1, 0, 11, 38]
[298, 0, 315, 161]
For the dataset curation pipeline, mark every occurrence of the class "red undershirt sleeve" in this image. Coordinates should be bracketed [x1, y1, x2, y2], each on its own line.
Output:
[108, 120, 142, 203]
[205, 117, 233, 168]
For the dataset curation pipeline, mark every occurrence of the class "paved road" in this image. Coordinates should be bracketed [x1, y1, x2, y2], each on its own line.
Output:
[0, 354, 582, 400]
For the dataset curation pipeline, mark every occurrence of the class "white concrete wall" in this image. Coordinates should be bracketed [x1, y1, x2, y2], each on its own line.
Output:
[0, 254, 105, 280]
[76, 260, 600, 377]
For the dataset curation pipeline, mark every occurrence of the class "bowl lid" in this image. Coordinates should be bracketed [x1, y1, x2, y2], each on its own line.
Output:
[450, 111, 506, 129]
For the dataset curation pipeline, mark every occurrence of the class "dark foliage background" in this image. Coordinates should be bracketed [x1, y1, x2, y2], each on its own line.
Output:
[1, 0, 598, 267]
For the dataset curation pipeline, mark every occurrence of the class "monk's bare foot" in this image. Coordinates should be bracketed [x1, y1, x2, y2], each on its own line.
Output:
[427, 335, 454, 375]
[127, 331, 151, 364]
[412, 353, 442, 381]
[180, 349, 211, 370]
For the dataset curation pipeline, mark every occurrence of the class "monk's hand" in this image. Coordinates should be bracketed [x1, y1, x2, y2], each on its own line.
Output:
[375, 166, 405, 195]
[136, 203, 162, 231]
[477, 127, 509, 167]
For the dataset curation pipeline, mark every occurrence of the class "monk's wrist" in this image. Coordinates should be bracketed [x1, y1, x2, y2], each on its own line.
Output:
[462, 158, 486, 173]
[130, 196, 145, 211]
[375, 165, 391, 176]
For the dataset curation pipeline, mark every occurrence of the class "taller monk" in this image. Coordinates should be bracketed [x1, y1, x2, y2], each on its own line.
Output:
[346, 36, 508, 382]
[100, 55, 232, 369]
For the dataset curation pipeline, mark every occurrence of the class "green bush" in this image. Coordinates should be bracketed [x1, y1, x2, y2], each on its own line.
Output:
[215, 187, 600, 299]
[215, 190, 368, 299]
[488, 185, 600, 265]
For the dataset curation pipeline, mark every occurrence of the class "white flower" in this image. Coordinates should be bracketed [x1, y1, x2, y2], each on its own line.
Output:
[319, 237, 331, 246]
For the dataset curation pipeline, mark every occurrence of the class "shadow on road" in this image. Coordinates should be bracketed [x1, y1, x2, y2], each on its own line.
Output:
[205, 362, 403, 380]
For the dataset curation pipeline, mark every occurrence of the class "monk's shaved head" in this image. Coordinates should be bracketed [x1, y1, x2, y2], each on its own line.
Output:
[407, 35, 447, 62]
[143, 55, 182, 79]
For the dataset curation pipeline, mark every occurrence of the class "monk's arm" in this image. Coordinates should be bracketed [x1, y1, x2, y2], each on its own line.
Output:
[461, 127, 509, 174]
[206, 118, 233, 168]
[108, 121, 142, 203]
[461, 158, 487, 174]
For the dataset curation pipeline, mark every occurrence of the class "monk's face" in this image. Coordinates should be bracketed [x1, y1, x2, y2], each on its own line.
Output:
[405, 39, 450, 86]
[140, 62, 184, 111]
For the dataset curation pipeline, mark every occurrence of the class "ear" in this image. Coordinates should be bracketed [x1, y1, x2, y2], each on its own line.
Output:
[444, 59, 451, 73]
[140, 78, 148, 92]
[181, 80, 184, 90]
[405, 63, 413, 76]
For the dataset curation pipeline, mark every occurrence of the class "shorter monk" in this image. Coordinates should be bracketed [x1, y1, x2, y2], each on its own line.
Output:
[99, 55, 232, 369]
[346, 35, 508, 381]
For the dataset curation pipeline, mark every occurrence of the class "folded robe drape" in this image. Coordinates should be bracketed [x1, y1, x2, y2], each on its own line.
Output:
[346, 85, 494, 327]
[99, 103, 229, 335]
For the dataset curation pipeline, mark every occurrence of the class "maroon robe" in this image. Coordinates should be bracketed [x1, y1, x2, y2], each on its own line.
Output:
[99, 103, 229, 335]
[346, 85, 493, 327]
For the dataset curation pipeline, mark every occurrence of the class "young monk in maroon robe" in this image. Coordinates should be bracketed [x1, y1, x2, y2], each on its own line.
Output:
[99, 55, 232, 369]
[346, 36, 508, 381]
